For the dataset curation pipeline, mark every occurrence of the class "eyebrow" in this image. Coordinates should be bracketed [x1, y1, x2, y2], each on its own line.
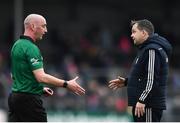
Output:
[41, 24, 47, 27]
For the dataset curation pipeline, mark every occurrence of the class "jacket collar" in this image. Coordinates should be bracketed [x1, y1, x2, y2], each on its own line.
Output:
[137, 34, 155, 49]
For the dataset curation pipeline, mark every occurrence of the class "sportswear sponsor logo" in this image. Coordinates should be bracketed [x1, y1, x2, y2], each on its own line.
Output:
[135, 58, 139, 64]
[166, 57, 168, 63]
[30, 58, 39, 65]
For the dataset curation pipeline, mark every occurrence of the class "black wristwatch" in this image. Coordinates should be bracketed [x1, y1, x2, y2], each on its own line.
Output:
[63, 81, 68, 88]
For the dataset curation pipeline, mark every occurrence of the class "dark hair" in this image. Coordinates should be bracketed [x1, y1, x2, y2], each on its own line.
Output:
[131, 19, 154, 35]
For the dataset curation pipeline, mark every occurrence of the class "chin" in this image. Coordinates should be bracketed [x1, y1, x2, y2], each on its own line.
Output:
[37, 37, 42, 40]
[133, 41, 137, 45]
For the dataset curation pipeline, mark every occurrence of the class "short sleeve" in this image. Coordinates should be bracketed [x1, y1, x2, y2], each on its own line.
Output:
[26, 45, 43, 70]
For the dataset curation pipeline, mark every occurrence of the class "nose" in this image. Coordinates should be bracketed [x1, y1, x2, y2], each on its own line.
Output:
[45, 27, 48, 33]
[131, 34, 133, 38]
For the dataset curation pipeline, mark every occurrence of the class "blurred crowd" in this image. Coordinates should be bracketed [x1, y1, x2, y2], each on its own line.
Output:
[0, 0, 180, 121]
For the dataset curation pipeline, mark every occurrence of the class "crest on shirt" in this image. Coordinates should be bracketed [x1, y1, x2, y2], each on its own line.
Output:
[30, 58, 39, 65]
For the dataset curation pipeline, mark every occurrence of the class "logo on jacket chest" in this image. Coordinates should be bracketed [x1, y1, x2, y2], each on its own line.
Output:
[135, 57, 139, 64]
[166, 57, 168, 63]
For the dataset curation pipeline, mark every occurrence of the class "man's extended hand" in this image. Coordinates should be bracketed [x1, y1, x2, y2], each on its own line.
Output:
[67, 76, 85, 96]
[135, 102, 145, 118]
[108, 76, 125, 90]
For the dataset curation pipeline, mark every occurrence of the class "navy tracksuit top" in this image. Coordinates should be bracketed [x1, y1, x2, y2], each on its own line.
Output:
[127, 33, 172, 110]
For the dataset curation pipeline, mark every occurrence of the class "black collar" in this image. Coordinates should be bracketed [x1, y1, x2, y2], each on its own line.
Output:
[20, 35, 35, 43]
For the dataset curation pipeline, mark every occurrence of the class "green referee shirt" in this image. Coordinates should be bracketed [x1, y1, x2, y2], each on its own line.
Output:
[11, 35, 44, 95]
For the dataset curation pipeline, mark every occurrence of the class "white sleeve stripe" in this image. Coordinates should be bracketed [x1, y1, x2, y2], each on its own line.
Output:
[139, 50, 155, 101]
[140, 50, 155, 101]
[139, 50, 154, 101]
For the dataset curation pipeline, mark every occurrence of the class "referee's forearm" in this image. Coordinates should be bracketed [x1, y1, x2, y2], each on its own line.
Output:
[38, 73, 65, 87]
[33, 68, 65, 87]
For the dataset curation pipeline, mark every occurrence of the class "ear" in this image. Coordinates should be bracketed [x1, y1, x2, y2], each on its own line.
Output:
[31, 23, 36, 31]
[142, 30, 148, 36]
[142, 30, 149, 41]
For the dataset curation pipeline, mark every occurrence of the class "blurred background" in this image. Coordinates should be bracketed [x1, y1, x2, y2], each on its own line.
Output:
[0, 0, 180, 121]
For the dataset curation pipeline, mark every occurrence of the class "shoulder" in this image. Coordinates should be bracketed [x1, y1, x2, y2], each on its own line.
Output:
[12, 39, 39, 53]
[139, 44, 160, 59]
[141, 43, 164, 57]
[144, 43, 162, 51]
[20, 39, 39, 50]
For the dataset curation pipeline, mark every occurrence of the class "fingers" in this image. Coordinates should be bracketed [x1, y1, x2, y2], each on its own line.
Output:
[47, 88, 54, 95]
[74, 91, 80, 96]
[73, 76, 79, 81]
[68, 77, 86, 96]
[109, 78, 124, 85]
[109, 81, 119, 87]
[70, 83, 85, 96]
[112, 86, 118, 91]
[43, 87, 54, 96]
[73, 78, 85, 95]
[109, 83, 118, 89]
[108, 80, 118, 87]
[73, 87, 85, 96]
[135, 107, 145, 118]
[76, 85, 85, 95]
[109, 79, 118, 84]
[78, 85, 85, 93]
[109, 82, 124, 90]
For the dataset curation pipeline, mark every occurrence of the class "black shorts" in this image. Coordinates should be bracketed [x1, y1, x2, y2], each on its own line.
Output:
[8, 92, 47, 122]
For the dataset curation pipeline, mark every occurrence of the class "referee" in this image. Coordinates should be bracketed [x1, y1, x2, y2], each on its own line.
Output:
[8, 14, 85, 122]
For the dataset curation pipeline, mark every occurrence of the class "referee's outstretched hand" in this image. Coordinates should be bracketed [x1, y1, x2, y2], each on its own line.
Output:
[66, 76, 85, 96]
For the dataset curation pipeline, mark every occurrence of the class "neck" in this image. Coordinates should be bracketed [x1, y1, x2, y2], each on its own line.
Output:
[24, 30, 36, 42]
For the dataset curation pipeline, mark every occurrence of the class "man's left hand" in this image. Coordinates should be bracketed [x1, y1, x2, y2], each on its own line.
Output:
[135, 102, 145, 117]
[43, 87, 54, 96]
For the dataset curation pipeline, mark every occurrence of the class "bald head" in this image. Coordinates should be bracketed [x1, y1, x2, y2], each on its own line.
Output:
[23, 14, 47, 41]
[24, 14, 46, 28]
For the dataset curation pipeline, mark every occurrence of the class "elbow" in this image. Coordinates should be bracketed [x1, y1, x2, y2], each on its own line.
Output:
[36, 77, 44, 83]
[33, 68, 47, 83]
[35, 73, 47, 83]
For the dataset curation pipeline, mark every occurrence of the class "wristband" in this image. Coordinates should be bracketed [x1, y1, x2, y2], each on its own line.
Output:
[63, 81, 68, 88]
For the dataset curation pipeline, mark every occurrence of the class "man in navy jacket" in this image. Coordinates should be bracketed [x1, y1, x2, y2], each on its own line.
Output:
[109, 19, 172, 122]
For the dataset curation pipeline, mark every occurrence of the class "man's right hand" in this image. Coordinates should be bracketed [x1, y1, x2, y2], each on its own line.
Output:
[108, 76, 125, 90]
[66, 76, 85, 96]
